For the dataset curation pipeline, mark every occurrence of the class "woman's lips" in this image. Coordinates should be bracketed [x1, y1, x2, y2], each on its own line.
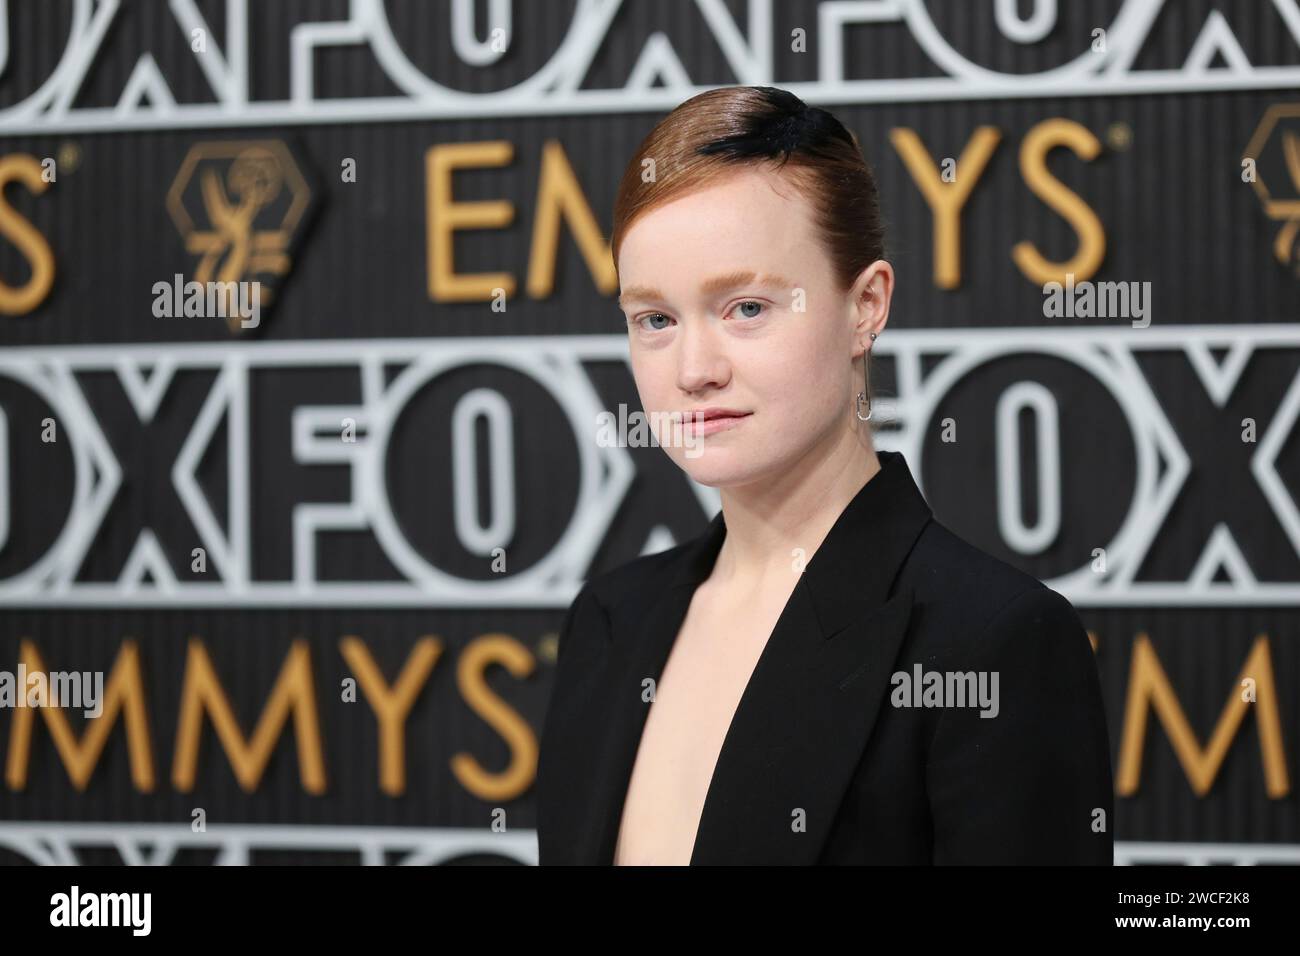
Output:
[682, 412, 751, 435]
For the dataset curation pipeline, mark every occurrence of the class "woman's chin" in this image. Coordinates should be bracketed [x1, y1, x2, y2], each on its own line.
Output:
[675, 451, 765, 488]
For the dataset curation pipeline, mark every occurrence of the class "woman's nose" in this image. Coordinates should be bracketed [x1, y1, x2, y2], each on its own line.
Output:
[675, 318, 730, 393]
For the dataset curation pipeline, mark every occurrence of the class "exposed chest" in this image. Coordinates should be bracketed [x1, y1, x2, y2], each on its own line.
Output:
[612, 582, 796, 865]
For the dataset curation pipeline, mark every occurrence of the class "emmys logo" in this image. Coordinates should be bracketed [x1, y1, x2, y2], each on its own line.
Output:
[165, 140, 313, 333]
[1243, 105, 1300, 275]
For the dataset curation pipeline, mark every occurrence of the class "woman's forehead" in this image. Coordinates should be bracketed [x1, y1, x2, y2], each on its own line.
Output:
[617, 168, 821, 279]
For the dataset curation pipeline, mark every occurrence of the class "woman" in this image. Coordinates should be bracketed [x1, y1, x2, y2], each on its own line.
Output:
[536, 86, 1113, 865]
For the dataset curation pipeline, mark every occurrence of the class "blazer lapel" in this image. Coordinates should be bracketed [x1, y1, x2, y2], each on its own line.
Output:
[573, 511, 726, 864]
[688, 584, 914, 863]
[583, 450, 933, 865]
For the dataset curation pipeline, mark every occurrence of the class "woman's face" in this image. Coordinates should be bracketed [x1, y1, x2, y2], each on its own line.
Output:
[617, 165, 881, 488]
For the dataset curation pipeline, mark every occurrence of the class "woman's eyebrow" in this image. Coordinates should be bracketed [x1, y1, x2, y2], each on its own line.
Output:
[699, 270, 793, 297]
[618, 284, 663, 307]
[618, 271, 793, 307]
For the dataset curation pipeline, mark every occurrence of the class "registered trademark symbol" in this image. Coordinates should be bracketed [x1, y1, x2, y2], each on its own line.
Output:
[537, 634, 559, 664]
[1105, 122, 1132, 151]
[56, 142, 81, 173]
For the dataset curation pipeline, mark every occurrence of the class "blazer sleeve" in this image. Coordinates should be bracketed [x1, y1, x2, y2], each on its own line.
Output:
[536, 580, 607, 865]
[925, 585, 1114, 865]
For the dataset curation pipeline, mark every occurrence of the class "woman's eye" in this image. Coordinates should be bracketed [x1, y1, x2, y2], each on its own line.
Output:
[638, 313, 672, 331]
[732, 300, 765, 319]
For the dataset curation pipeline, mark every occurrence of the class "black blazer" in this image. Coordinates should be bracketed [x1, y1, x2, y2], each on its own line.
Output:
[537, 450, 1114, 864]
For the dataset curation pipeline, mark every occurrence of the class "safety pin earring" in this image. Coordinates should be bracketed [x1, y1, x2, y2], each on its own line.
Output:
[855, 331, 877, 422]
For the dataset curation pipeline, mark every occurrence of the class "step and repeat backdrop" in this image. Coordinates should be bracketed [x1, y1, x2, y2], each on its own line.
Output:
[0, 0, 1298, 865]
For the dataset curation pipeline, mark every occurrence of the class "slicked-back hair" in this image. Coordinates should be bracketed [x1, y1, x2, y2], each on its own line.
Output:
[611, 86, 886, 294]
[612, 86, 888, 419]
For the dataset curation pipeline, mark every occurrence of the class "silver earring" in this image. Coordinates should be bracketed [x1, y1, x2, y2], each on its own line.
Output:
[855, 332, 879, 421]
[855, 352, 872, 422]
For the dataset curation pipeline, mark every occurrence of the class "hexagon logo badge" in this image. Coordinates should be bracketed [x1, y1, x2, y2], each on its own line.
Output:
[1243, 104, 1300, 275]
[167, 140, 314, 333]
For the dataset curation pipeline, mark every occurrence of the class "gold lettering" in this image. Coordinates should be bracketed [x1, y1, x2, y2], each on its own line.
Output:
[172, 638, 326, 794]
[1012, 118, 1106, 285]
[889, 127, 1001, 289]
[0, 154, 55, 315]
[452, 634, 536, 801]
[5, 640, 154, 792]
[526, 140, 617, 297]
[339, 636, 442, 796]
[426, 141, 516, 302]
[1117, 635, 1289, 798]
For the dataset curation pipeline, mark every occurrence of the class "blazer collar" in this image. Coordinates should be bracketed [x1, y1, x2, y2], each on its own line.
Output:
[668, 449, 933, 634]
[581, 450, 934, 865]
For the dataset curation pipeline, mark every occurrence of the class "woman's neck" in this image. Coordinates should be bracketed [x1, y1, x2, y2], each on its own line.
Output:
[710, 434, 881, 589]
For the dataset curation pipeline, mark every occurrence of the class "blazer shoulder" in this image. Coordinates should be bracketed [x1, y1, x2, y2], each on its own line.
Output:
[902, 518, 1075, 635]
[580, 534, 697, 612]
[914, 525, 1111, 864]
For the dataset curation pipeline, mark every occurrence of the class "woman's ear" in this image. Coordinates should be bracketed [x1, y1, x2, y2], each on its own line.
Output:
[850, 260, 894, 351]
